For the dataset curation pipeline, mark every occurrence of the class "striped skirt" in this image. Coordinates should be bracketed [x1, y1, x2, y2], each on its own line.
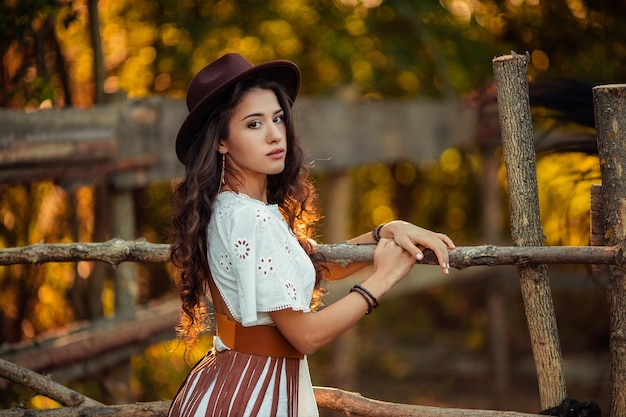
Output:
[168, 345, 311, 417]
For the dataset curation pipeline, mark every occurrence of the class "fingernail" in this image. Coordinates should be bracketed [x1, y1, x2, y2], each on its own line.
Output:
[416, 253, 423, 260]
[444, 267, 449, 274]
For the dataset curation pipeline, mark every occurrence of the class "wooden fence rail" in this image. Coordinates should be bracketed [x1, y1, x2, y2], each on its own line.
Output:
[0, 238, 621, 268]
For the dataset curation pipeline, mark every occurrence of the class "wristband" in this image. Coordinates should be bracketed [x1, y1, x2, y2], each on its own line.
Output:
[372, 223, 386, 242]
[349, 284, 379, 314]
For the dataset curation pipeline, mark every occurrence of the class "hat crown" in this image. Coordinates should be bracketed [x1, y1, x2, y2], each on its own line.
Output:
[186, 53, 253, 111]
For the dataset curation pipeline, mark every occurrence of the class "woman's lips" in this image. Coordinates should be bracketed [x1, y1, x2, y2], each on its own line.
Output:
[267, 148, 285, 159]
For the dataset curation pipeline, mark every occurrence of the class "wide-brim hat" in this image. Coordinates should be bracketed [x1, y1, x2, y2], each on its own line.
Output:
[176, 53, 301, 165]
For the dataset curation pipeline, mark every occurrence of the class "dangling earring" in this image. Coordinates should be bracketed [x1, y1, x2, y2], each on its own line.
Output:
[220, 154, 226, 185]
[218, 153, 226, 193]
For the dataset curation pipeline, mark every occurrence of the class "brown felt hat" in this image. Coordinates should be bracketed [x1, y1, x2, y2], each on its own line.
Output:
[176, 53, 301, 165]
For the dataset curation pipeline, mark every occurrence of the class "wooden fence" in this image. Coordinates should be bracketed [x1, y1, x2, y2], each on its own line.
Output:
[0, 54, 625, 416]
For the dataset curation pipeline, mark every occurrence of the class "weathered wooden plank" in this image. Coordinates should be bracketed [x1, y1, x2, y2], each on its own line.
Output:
[0, 97, 474, 185]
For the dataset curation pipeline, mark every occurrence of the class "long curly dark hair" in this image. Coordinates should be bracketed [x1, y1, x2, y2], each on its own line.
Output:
[170, 77, 324, 350]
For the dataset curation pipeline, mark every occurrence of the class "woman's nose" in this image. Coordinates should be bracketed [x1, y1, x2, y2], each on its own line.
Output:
[267, 123, 284, 142]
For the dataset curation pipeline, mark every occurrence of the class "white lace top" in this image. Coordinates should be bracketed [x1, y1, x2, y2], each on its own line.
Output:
[207, 191, 316, 326]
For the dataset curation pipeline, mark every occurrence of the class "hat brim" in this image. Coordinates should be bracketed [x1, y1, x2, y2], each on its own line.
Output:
[176, 60, 300, 164]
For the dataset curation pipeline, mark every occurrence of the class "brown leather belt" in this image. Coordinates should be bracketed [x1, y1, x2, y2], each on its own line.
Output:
[215, 312, 304, 360]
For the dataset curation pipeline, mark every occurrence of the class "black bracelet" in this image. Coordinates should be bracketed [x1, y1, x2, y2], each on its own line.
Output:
[353, 284, 379, 309]
[349, 284, 379, 314]
[372, 223, 386, 242]
[349, 286, 373, 314]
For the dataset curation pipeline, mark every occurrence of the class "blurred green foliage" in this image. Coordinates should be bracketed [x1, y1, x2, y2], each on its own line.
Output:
[1, 0, 625, 107]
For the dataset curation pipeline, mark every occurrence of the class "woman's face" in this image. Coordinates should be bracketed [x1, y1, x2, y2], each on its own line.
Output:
[218, 88, 287, 188]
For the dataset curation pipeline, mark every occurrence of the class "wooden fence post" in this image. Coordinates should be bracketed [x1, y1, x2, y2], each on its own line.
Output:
[593, 84, 626, 417]
[326, 172, 359, 390]
[110, 189, 138, 316]
[492, 52, 567, 409]
[475, 95, 510, 401]
[105, 188, 138, 404]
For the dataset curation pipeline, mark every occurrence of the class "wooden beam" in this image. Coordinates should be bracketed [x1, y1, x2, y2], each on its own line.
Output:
[0, 239, 621, 268]
[493, 52, 566, 409]
[0, 299, 178, 374]
[0, 139, 116, 166]
[593, 83, 626, 417]
[0, 98, 475, 185]
[0, 100, 180, 186]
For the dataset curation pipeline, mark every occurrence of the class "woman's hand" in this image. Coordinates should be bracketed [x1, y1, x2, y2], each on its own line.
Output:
[372, 237, 419, 288]
[378, 220, 455, 274]
[271, 238, 427, 354]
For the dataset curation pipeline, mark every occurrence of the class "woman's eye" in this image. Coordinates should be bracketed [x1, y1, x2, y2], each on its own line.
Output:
[274, 114, 284, 123]
[249, 121, 261, 129]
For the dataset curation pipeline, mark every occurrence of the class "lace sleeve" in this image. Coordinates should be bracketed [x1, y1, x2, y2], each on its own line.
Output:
[224, 204, 315, 326]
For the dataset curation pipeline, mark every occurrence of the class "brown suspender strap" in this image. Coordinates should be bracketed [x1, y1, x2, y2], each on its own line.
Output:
[208, 276, 304, 360]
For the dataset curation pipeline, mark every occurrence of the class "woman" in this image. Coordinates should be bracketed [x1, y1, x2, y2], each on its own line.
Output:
[169, 53, 455, 417]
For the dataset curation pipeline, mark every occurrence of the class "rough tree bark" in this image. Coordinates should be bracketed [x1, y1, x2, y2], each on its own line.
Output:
[0, 239, 620, 268]
[0, 359, 102, 408]
[313, 387, 541, 417]
[593, 84, 626, 417]
[492, 52, 567, 409]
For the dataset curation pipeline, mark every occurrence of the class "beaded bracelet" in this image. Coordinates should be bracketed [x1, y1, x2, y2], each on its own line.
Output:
[349, 284, 380, 314]
[354, 284, 379, 309]
[372, 223, 386, 242]
[350, 286, 372, 314]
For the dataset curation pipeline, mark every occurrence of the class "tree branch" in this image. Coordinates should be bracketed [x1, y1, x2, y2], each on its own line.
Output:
[0, 239, 620, 269]
[0, 238, 170, 266]
[313, 386, 541, 417]
[0, 401, 167, 417]
[0, 359, 102, 408]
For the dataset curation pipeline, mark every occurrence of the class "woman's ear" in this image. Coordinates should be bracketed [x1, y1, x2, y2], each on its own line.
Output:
[217, 140, 228, 155]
